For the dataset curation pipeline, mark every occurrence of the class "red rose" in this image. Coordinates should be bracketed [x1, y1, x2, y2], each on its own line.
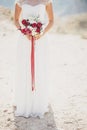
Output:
[22, 19, 29, 26]
[26, 28, 32, 34]
[21, 28, 27, 34]
[37, 22, 42, 28]
[31, 23, 37, 28]
[22, 19, 27, 25]
[36, 28, 40, 33]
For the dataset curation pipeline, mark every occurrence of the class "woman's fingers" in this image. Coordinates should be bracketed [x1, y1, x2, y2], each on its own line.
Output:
[34, 34, 41, 40]
[26, 35, 32, 40]
[26, 33, 43, 40]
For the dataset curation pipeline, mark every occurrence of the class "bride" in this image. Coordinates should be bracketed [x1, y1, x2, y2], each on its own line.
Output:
[14, 0, 54, 118]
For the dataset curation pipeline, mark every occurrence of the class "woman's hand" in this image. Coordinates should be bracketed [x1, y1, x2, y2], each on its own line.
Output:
[26, 30, 46, 41]
[34, 34, 41, 40]
[26, 34, 42, 41]
[26, 34, 32, 40]
[34, 31, 46, 40]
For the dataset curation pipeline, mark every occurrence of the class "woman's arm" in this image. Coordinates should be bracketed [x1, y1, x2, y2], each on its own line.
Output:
[44, 2, 54, 34]
[14, 3, 22, 29]
[14, 4, 32, 40]
[35, 2, 54, 40]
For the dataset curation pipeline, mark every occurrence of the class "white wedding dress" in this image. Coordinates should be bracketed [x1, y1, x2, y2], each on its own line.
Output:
[14, 0, 52, 118]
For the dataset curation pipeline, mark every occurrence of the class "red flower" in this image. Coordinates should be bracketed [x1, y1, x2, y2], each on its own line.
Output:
[20, 19, 43, 35]
[21, 28, 27, 34]
[20, 28, 32, 35]
[31, 23, 37, 28]
[37, 22, 42, 28]
[22, 19, 29, 26]
[26, 28, 32, 34]
[36, 28, 40, 33]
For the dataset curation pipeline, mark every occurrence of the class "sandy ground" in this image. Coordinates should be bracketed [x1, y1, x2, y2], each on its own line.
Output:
[0, 18, 87, 130]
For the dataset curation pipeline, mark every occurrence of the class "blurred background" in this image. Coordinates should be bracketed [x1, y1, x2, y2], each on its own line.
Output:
[0, 0, 87, 15]
[0, 0, 87, 36]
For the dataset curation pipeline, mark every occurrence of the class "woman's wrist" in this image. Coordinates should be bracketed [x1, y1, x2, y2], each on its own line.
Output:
[43, 21, 54, 34]
[41, 29, 46, 36]
[15, 21, 21, 29]
[17, 26, 21, 30]
[16, 24, 21, 29]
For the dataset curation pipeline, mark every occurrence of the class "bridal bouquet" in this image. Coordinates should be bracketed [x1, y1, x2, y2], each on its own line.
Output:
[19, 16, 43, 36]
[19, 16, 44, 91]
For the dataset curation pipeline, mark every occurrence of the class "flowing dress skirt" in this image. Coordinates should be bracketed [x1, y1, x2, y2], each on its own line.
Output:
[14, 32, 50, 118]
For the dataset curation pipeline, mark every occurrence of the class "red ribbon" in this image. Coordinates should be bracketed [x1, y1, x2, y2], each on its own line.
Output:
[31, 36, 35, 91]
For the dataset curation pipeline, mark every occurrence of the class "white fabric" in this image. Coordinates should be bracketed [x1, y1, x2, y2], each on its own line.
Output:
[15, 0, 52, 7]
[14, 2, 50, 118]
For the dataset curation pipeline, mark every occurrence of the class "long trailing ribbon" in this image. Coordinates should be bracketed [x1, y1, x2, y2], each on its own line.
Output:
[31, 36, 35, 91]
[19, 27, 35, 91]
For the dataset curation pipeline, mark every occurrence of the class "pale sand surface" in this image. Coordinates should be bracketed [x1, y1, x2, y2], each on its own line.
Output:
[0, 7, 87, 130]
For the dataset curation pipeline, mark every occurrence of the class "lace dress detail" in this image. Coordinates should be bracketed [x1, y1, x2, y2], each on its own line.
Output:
[15, 0, 52, 6]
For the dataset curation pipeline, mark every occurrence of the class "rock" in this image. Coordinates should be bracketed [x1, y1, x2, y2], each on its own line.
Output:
[6, 123, 10, 127]
[7, 118, 11, 121]
[3, 109, 8, 112]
